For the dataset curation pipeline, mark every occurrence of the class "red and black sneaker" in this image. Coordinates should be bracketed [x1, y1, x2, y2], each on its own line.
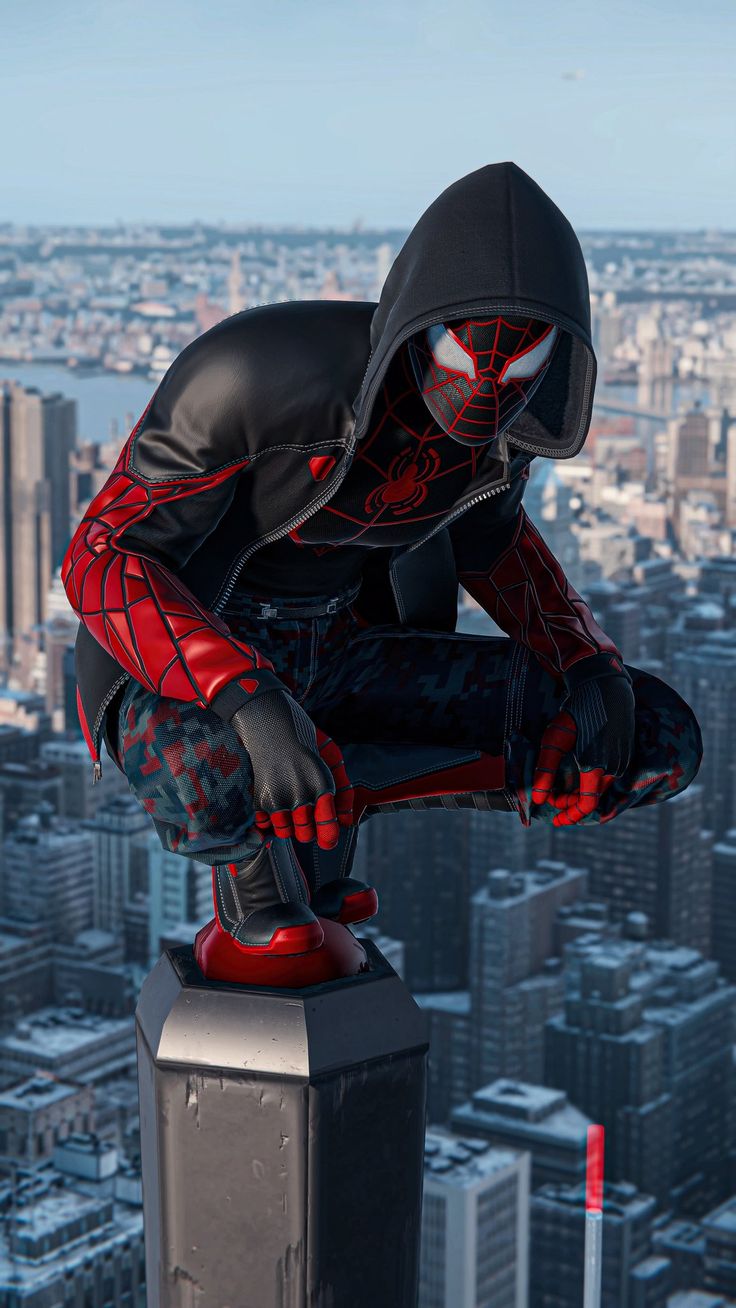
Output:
[310, 878, 379, 926]
[299, 823, 379, 926]
[194, 837, 368, 986]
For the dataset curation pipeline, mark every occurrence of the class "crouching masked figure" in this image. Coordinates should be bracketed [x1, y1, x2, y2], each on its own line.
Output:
[63, 162, 702, 986]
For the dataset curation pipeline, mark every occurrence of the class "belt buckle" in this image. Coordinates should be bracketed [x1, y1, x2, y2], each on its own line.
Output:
[325, 598, 338, 614]
[259, 603, 278, 618]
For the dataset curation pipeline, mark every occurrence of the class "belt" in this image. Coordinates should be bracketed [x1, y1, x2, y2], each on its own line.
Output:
[222, 579, 362, 619]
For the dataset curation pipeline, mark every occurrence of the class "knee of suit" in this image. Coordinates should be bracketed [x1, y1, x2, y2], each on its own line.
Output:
[669, 696, 704, 796]
[644, 688, 703, 803]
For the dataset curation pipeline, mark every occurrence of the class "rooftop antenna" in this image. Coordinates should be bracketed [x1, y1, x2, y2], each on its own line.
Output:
[584, 1124, 605, 1308]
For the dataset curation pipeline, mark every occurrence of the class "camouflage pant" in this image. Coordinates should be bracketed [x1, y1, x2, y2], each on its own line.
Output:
[115, 588, 702, 864]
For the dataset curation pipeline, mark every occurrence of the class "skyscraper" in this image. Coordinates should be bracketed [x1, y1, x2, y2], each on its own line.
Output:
[420, 1127, 530, 1308]
[0, 381, 76, 684]
[141, 829, 210, 968]
[546, 937, 735, 1215]
[2, 807, 94, 946]
[469, 861, 586, 1088]
[83, 796, 151, 936]
[711, 830, 736, 982]
[672, 639, 736, 838]
[530, 1180, 668, 1308]
[355, 807, 484, 991]
[551, 785, 711, 954]
[545, 938, 672, 1206]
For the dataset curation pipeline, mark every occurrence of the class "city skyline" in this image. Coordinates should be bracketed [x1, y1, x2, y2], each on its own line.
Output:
[1, 215, 736, 1301]
[3, 0, 735, 230]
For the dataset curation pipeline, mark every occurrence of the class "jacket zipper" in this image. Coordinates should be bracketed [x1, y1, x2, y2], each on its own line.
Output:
[393, 432, 513, 563]
[211, 444, 356, 614]
[90, 672, 129, 782]
[402, 479, 511, 560]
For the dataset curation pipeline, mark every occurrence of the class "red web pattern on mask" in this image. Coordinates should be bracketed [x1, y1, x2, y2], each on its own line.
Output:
[61, 409, 275, 707]
[417, 316, 553, 440]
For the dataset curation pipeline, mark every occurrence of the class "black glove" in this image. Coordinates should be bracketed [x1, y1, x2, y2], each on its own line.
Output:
[232, 689, 340, 849]
[568, 670, 635, 776]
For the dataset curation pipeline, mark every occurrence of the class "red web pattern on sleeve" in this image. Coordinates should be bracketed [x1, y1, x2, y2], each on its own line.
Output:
[61, 421, 276, 707]
[456, 508, 621, 675]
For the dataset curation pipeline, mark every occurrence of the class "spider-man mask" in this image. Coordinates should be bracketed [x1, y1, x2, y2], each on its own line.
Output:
[407, 314, 559, 446]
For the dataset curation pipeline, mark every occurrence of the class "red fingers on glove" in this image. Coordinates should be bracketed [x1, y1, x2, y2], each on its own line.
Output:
[254, 730, 353, 850]
[531, 709, 615, 827]
[551, 769, 615, 827]
[531, 710, 577, 807]
[315, 728, 355, 829]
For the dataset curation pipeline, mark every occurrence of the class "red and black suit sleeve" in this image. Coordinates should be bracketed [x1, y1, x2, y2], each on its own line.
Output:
[61, 360, 286, 722]
[449, 461, 624, 688]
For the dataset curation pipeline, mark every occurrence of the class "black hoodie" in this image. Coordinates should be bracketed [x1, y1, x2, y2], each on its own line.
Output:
[354, 160, 596, 458]
[67, 161, 598, 769]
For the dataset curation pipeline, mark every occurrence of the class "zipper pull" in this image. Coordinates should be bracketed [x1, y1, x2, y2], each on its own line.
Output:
[92, 760, 102, 785]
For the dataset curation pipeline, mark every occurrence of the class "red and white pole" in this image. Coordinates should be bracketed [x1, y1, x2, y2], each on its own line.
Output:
[583, 1124, 605, 1308]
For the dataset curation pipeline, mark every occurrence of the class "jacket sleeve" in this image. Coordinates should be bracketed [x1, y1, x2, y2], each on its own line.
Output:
[61, 395, 286, 723]
[449, 466, 624, 687]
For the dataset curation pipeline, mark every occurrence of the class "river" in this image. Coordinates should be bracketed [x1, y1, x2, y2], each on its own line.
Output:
[0, 363, 156, 444]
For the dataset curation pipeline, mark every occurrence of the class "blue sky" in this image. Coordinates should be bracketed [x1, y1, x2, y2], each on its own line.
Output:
[3, 0, 734, 229]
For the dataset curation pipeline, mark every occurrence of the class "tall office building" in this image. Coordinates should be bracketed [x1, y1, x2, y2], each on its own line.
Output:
[702, 1197, 736, 1299]
[2, 807, 94, 946]
[545, 939, 672, 1206]
[416, 992, 471, 1125]
[420, 1128, 530, 1308]
[669, 408, 728, 543]
[141, 829, 211, 967]
[469, 861, 586, 1088]
[672, 638, 736, 838]
[530, 1181, 669, 1308]
[0, 921, 55, 1020]
[546, 938, 735, 1215]
[643, 944, 735, 1216]
[467, 807, 552, 895]
[0, 381, 76, 684]
[711, 830, 736, 982]
[355, 807, 494, 991]
[83, 796, 151, 936]
[40, 737, 128, 820]
[551, 785, 711, 954]
[0, 761, 63, 835]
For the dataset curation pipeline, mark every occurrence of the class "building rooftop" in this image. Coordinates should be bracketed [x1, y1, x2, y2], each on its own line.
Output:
[424, 1128, 522, 1189]
[459, 1079, 591, 1143]
[533, 1179, 653, 1219]
[0, 1007, 134, 1059]
[702, 1195, 736, 1237]
[0, 1076, 82, 1112]
[0, 1170, 142, 1292]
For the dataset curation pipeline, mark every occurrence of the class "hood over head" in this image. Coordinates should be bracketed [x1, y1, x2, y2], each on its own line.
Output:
[352, 162, 596, 459]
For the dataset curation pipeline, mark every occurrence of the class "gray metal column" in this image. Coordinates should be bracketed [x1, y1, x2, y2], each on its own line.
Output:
[136, 942, 429, 1308]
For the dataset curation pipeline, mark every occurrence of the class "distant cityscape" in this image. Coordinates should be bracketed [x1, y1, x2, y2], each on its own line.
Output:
[1, 222, 736, 1306]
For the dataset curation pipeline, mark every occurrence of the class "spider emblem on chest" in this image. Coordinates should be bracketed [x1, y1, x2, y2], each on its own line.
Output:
[363, 446, 441, 517]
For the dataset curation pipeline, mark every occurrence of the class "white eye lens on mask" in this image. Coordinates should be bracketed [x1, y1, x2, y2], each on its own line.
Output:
[498, 325, 558, 383]
[426, 324, 476, 379]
